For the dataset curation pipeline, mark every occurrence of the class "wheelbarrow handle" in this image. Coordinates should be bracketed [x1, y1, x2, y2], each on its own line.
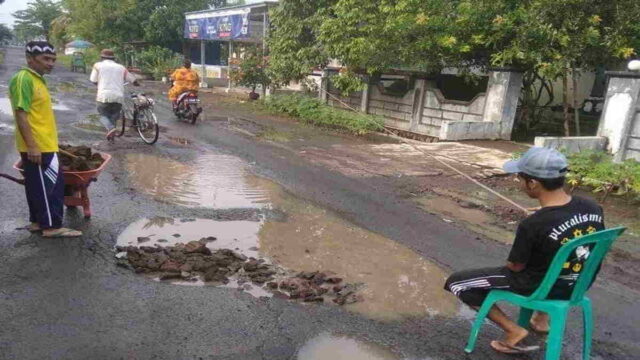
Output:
[0, 173, 25, 185]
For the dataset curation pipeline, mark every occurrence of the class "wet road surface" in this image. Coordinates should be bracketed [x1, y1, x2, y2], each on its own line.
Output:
[1, 47, 639, 359]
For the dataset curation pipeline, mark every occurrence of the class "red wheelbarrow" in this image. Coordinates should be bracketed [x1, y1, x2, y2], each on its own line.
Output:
[0, 153, 111, 219]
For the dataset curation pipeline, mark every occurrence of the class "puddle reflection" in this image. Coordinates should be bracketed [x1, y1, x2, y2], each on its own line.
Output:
[297, 333, 401, 360]
[125, 153, 270, 208]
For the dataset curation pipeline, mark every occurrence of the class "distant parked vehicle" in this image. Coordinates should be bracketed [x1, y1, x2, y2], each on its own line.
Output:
[70, 52, 86, 73]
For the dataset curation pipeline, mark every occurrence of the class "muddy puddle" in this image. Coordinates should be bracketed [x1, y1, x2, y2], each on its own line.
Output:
[125, 153, 270, 208]
[417, 195, 513, 245]
[256, 180, 458, 320]
[119, 154, 460, 320]
[117, 217, 262, 259]
[297, 333, 440, 360]
[297, 333, 403, 360]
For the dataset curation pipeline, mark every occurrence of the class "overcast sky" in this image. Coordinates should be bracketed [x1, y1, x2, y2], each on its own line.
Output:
[0, 0, 30, 27]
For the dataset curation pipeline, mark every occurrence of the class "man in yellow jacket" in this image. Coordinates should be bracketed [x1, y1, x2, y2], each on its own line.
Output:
[169, 59, 200, 109]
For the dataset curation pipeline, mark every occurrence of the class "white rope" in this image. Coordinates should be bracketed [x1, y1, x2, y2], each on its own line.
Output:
[323, 88, 530, 213]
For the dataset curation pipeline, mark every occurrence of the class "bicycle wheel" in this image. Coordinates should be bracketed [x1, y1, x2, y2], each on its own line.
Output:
[136, 107, 159, 145]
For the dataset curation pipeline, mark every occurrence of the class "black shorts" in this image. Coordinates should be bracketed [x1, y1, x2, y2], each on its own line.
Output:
[444, 266, 533, 307]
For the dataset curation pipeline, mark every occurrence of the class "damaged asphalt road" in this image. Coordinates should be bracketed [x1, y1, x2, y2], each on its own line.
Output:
[1, 47, 639, 359]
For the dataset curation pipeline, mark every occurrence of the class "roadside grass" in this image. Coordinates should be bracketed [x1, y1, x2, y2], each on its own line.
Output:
[258, 126, 293, 143]
[566, 151, 640, 202]
[262, 93, 384, 136]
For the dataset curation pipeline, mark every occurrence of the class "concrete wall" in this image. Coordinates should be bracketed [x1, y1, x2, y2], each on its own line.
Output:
[368, 83, 418, 132]
[324, 70, 523, 141]
[597, 72, 640, 161]
[534, 136, 607, 153]
[418, 84, 486, 138]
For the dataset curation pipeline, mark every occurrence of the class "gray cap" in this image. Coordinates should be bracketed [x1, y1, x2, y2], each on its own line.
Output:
[503, 147, 568, 179]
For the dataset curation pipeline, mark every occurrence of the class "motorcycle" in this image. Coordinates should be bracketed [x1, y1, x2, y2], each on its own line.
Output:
[173, 90, 202, 124]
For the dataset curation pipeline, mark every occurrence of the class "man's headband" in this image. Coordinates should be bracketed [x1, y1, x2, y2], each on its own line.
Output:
[26, 42, 56, 56]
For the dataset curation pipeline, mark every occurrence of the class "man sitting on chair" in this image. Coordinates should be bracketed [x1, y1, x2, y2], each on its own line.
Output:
[444, 147, 604, 355]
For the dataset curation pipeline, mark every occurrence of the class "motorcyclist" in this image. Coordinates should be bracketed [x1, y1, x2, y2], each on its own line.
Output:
[169, 59, 200, 110]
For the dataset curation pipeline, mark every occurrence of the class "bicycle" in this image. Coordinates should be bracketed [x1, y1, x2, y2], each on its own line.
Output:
[114, 91, 159, 145]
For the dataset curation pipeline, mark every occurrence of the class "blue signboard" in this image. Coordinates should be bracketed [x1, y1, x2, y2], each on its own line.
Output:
[185, 12, 250, 41]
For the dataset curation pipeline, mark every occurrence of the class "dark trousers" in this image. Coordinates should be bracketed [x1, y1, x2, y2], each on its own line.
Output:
[444, 267, 516, 307]
[97, 102, 123, 131]
[20, 152, 64, 229]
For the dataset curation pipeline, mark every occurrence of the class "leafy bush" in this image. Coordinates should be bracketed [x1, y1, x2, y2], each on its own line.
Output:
[229, 53, 271, 92]
[329, 69, 365, 96]
[263, 94, 384, 135]
[566, 151, 640, 201]
[136, 46, 183, 80]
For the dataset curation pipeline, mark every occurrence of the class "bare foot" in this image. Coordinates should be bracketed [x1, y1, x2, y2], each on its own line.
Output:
[490, 327, 538, 354]
[530, 311, 550, 333]
[503, 326, 529, 346]
[27, 223, 41, 232]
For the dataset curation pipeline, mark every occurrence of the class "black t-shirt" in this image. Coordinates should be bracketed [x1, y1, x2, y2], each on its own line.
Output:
[508, 196, 605, 295]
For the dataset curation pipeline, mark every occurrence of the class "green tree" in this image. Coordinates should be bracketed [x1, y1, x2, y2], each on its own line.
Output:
[49, 14, 73, 48]
[143, 1, 226, 51]
[0, 24, 13, 44]
[63, 0, 143, 46]
[267, 0, 337, 86]
[13, 0, 63, 41]
[269, 0, 640, 135]
[62, 0, 227, 49]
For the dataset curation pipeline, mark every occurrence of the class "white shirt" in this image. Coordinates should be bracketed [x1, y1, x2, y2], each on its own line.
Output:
[90, 60, 137, 104]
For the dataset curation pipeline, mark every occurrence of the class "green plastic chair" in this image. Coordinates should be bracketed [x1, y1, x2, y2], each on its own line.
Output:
[464, 226, 626, 360]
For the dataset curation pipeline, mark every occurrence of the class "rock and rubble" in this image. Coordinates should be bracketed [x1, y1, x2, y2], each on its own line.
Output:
[115, 241, 362, 306]
[59, 144, 105, 172]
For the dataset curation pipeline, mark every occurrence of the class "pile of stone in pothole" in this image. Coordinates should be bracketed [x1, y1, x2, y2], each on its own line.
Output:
[59, 144, 105, 171]
[115, 240, 362, 305]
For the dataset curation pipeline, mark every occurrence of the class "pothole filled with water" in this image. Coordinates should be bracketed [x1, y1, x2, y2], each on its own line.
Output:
[125, 153, 270, 208]
[296, 333, 401, 360]
[296, 333, 439, 360]
[120, 153, 460, 320]
[117, 217, 262, 258]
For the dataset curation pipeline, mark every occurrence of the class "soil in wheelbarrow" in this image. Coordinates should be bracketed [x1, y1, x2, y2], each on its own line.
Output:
[59, 144, 104, 172]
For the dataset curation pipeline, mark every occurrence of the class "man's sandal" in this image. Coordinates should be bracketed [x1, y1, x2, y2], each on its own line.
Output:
[529, 320, 550, 334]
[490, 340, 540, 354]
[42, 228, 83, 238]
